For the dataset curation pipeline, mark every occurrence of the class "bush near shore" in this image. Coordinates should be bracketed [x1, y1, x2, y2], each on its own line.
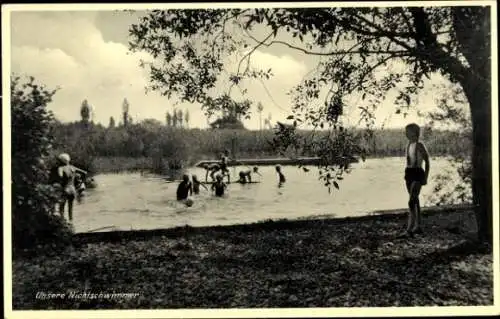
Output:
[12, 207, 492, 309]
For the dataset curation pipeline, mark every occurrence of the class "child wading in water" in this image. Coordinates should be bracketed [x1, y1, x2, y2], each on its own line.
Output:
[211, 174, 227, 197]
[219, 150, 231, 183]
[238, 166, 261, 184]
[275, 165, 286, 187]
[176, 174, 193, 201]
[192, 174, 208, 195]
[400, 123, 430, 238]
[204, 163, 220, 182]
[55, 153, 87, 222]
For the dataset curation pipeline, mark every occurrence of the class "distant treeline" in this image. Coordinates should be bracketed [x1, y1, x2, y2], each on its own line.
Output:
[51, 121, 470, 174]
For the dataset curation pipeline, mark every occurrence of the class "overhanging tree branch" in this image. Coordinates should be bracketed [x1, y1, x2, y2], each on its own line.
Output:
[345, 14, 415, 51]
[351, 13, 415, 38]
[228, 31, 274, 96]
[269, 40, 410, 56]
[407, 7, 473, 84]
[243, 30, 410, 57]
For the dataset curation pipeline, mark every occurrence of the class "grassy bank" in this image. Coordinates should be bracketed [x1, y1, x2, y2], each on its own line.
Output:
[91, 156, 152, 174]
[12, 207, 492, 309]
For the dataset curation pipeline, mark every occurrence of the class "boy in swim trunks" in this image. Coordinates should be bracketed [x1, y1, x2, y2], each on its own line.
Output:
[400, 123, 430, 237]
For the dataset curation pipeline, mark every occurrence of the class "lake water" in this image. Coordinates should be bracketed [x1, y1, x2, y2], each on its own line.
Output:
[72, 157, 456, 233]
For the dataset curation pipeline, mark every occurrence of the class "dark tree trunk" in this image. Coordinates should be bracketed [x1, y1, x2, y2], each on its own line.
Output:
[452, 6, 493, 244]
[462, 77, 492, 244]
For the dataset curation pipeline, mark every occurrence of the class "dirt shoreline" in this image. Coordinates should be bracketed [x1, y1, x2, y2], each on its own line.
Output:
[12, 205, 492, 309]
[74, 204, 473, 241]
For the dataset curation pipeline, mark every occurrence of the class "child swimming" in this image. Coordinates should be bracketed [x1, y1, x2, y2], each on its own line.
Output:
[211, 174, 227, 197]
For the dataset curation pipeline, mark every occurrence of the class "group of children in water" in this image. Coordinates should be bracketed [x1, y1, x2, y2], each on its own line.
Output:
[176, 149, 287, 202]
[176, 122, 430, 238]
[53, 123, 429, 238]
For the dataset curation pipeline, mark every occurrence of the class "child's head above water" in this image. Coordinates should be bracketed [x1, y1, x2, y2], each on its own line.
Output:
[253, 166, 259, 173]
[405, 123, 420, 141]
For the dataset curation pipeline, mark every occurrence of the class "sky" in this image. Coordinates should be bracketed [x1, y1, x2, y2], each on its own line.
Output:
[8, 8, 462, 130]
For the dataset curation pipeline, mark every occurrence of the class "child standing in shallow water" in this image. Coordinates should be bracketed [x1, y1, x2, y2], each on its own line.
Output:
[176, 174, 193, 201]
[192, 174, 208, 195]
[400, 123, 430, 238]
[211, 174, 227, 197]
[275, 165, 286, 187]
[55, 153, 87, 222]
[219, 150, 231, 183]
[238, 166, 261, 184]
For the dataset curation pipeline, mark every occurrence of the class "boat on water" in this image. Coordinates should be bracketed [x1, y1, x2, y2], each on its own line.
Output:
[194, 156, 359, 168]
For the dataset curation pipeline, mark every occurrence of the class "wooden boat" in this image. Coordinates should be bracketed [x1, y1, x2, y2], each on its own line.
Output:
[164, 180, 261, 184]
[194, 156, 358, 168]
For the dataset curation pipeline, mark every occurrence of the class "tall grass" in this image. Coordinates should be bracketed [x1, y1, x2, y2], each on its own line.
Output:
[52, 122, 470, 174]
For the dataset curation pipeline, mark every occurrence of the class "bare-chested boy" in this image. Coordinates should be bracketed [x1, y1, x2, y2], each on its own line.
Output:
[400, 123, 430, 238]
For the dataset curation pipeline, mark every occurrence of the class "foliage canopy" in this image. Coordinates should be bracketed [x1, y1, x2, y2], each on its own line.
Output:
[129, 5, 492, 242]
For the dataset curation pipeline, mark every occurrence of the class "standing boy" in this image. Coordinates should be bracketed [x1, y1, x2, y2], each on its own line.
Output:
[401, 123, 430, 237]
[219, 150, 231, 183]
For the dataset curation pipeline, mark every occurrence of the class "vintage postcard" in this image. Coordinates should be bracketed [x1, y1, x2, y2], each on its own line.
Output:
[3, 1, 499, 318]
